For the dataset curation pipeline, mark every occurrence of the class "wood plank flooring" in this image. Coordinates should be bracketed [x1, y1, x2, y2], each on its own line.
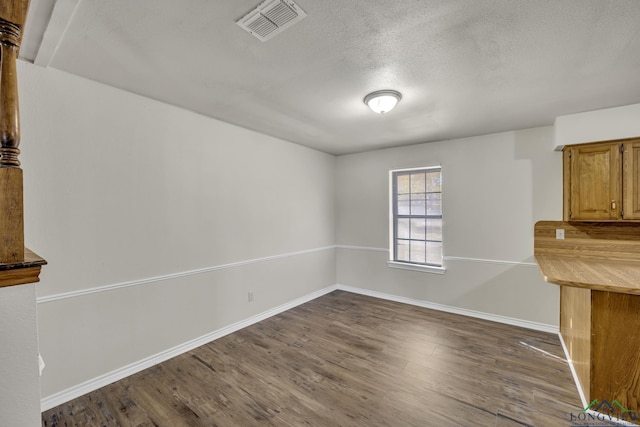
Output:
[41, 291, 582, 426]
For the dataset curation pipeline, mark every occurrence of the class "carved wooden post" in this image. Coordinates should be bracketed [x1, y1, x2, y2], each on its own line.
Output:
[0, 1, 28, 263]
[0, 6, 46, 423]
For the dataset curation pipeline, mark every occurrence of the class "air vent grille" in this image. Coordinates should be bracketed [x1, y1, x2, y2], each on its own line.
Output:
[246, 16, 278, 38]
[264, 2, 298, 26]
[237, 0, 307, 42]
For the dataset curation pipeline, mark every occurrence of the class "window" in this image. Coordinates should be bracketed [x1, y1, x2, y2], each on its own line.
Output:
[389, 167, 444, 273]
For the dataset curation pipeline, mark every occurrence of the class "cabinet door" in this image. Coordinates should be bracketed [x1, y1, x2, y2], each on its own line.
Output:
[623, 140, 640, 220]
[569, 142, 621, 220]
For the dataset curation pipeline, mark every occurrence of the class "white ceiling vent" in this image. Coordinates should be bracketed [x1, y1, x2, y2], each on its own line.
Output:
[236, 0, 307, 42]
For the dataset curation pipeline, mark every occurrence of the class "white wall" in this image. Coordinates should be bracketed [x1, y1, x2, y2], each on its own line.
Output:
[336, 127, 562, 328]
[17, 61, 336, 404]
[0, 284, 40, 427]
[19, 54, 639, 412]
[555, 102, 640, 146]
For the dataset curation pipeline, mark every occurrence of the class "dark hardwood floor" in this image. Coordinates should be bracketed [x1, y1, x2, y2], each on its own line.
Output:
[42, 290, 582, 426]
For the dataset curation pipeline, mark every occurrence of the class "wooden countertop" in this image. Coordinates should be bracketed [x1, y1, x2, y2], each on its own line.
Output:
[534, 221, 640, 295]
[535, 252, 640, 295]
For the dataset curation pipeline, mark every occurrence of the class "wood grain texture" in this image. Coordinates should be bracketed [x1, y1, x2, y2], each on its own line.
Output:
[0, 0, 30, 29]
[591, 291, 640, 412]
[535, 220, 640, 415]
[0, 265, 41, 287]
[563, 136, 640, 222]
[41, 291, 582, 427]
[563, 146, 571, 221]
[536, 254, 640, 295]
[536, 220, 640, 243]
[0, 247, 46, 270]
[560, 286, 591, 401]
[0, 247, 46, 287]
[623, 140, 640, 220]
[0, 1, 45, 287]
[535, 221, 640, 294]
[0, 167, 24, 262]
[568, 142, 621, 221]
[0, 2, 27, 266]
[0, 12, 23, 167]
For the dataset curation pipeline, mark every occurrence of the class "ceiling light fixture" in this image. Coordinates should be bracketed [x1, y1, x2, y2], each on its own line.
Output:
[363, 90, 402, 114]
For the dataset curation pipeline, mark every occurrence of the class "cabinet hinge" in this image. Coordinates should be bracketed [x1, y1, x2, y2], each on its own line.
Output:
[568, 150, 572, 158]
[621, 144, 625, 153]
[622, 209, 624, 218]
[568, 209, 572, 218]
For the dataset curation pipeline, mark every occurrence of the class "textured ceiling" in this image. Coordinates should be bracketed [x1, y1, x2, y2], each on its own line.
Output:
[21, 0, 640, 155]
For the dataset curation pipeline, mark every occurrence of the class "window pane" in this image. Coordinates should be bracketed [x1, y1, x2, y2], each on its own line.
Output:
[391, 168, 443, 268]
[396, 240, 410, 262]
[426, 171, 441, 192]
[397, 174, 410, 194]
[426, 242, 443, 266]
[426, 193, 442, 216]
[411, 193, 426, 215]
[410, 240, 426, 263]
[397, 194, 410, 215]
[410, 173, 426, 193]
[397, 218, 410, 239]
[427, 218, 442, 241]
[410, 218, 426, 240]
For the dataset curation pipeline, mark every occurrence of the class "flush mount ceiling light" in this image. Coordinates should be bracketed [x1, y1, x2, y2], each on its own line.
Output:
[363, 90, 402, 114]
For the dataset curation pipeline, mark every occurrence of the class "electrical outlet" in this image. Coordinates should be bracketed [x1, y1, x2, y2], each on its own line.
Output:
[556, 229, 565, 240]
[248, 292, 254, 302]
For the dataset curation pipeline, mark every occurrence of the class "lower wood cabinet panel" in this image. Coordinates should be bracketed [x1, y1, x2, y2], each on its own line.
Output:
[561, 287, 640, 412]
[560, 286, 591, 399]
[591, 291, 640, 411]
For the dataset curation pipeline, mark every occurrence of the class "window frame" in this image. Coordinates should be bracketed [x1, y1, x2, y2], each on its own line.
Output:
[388, 166, 445, 274]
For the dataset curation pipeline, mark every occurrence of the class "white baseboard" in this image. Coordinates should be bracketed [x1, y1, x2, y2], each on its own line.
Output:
[40, 284, 338, 412]
[42, 283, 559, 411]
[336, 284, 559, 334]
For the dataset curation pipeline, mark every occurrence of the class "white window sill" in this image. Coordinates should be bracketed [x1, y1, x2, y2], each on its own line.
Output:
[387, 261, 446, 274]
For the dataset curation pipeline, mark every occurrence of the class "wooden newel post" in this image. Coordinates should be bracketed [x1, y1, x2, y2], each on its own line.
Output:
[0, 13, 24, 263]
[0, 5, 46, 424]
[0, 0, 30, 264]
[0, 17, 21, 167]
[0, 0, 46, 289]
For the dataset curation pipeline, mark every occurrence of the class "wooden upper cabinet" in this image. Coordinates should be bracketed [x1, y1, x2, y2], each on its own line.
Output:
[564, 137, 640, 221]
[565, 141, 621, 221]
[623, 140, 640, 220]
